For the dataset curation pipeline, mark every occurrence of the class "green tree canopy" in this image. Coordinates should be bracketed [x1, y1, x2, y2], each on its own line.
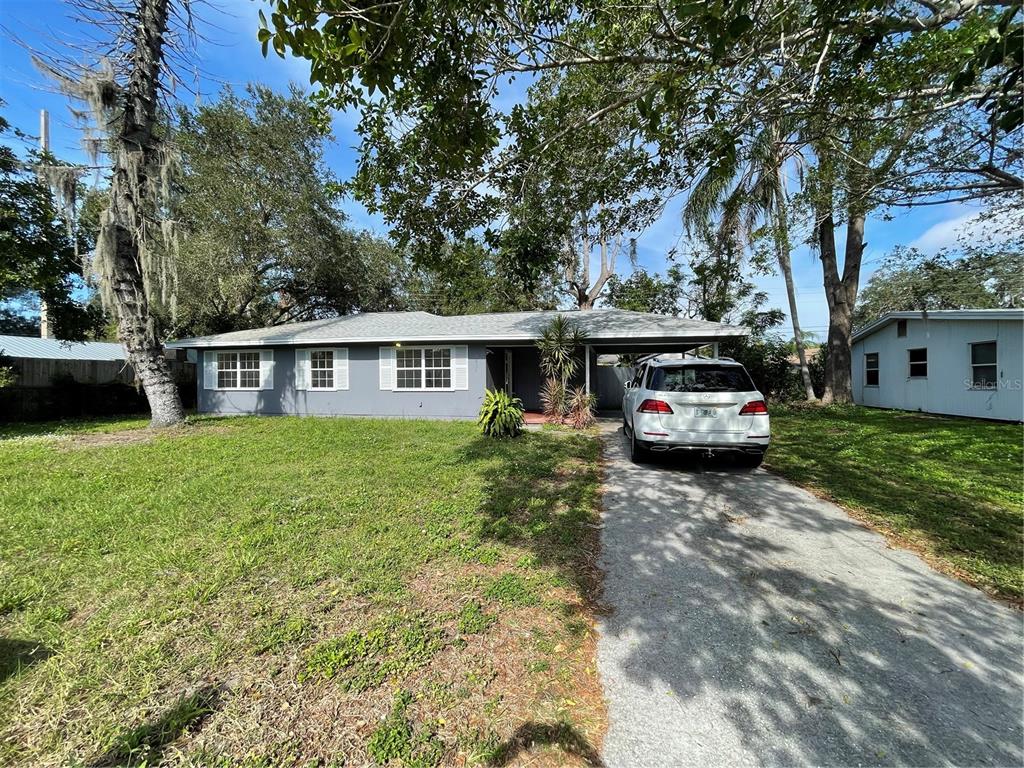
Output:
[406, 238, 558, 316]
[0, 111, 102, 341]
[854, 246, 1024, 327]
[173, 84, 408, 336]
[603, 267, 684, 315]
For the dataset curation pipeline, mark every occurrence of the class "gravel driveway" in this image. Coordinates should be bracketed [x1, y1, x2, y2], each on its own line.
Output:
[597, 423, 1023, 767]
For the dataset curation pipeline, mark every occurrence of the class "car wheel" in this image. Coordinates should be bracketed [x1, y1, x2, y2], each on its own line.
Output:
[736, 452, 764, 469]
[629, 427, 647, 464]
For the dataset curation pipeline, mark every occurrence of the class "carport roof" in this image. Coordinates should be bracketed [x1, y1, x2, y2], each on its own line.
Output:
[165, 309, 748, 348]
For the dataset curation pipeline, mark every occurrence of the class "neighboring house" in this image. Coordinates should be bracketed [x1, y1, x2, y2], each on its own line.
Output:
[165, 309, 748, 418]
[851, 309, 1024, 422]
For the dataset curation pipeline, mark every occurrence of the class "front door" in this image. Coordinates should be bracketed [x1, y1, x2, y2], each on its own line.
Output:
[504, 349, 513, 393]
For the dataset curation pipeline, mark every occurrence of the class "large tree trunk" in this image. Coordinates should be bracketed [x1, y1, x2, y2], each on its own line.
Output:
[773, 170, 816, 401]
[104, 0, 185, 427]
[817, 204, 865, 405]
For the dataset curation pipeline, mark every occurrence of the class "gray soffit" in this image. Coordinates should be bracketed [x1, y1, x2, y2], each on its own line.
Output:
[165, 309, 749, 349]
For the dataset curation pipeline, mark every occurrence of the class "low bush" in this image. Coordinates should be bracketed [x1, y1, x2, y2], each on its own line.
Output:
[477, 388, 525, 438]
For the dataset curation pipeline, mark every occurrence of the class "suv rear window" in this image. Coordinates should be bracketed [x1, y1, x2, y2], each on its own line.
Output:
[647, 365, 755, 393]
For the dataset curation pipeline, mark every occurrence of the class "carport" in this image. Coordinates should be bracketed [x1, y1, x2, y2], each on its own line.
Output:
[482, 309, 749, 411]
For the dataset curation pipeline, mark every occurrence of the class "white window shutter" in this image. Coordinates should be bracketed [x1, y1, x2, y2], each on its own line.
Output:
[295, 349, 311, 391]
[335, 348, 349, 390]
[259, 349, 275, 390]
[203, 351, 217, 389]
[453, 345, 469, 390]
[379, 347, 395, 390]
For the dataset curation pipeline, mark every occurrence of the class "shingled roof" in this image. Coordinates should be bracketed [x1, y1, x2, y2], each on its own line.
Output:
[165, 308, 747, 348]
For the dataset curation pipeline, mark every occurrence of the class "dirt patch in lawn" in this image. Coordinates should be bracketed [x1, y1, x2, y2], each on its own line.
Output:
[60, 423, 236, 450]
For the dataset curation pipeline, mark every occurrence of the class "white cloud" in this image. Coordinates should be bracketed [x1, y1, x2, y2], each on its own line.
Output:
[908, 208, 1016, 254]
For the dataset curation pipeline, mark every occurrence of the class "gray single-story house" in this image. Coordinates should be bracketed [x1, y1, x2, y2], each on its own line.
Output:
[851, 309, 1023, 422]
[165, 309, 748, 419]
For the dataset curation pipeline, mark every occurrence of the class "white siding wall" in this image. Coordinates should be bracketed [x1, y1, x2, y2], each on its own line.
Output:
[852, 318, 1023, 421]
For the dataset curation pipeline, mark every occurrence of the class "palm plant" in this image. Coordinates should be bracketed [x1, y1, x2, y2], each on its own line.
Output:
[540, 376, 568, 420]
[536, 315, 588, 420]
[683, 119, 817, 401]
[567, 386, 597, 430]
[537, 314, 587, 382]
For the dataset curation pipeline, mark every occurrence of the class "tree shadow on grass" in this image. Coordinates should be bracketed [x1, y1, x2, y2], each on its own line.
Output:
[89, 685, 222, 767]
[458, 431, 605, 607]
[0, 638, 52, 683]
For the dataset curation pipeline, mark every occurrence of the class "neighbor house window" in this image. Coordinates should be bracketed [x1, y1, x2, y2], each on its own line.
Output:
[217, 351, 260, 389]
[897, 319, 907, 337]
[908, 348, 927, 378]
[310, 350, 335, 389]
[970, 341, 997, 389]
[395, 347, 452, 389]
[865, 353, 879, 386]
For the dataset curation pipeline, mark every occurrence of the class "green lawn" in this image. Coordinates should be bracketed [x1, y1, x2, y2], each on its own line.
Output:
[767, 404, 1023, 602]
[0, 417, 605, 767]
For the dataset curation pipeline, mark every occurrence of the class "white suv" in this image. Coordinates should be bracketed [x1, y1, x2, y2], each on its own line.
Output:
[622, 357, 770, 467]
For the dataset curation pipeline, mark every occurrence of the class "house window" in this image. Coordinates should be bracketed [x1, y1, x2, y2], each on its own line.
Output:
[970, 341, 997, 389]
[310, 350, 335, 389]
[395, 347, 452, 390]
[865, 353, 879, 386]
[897, 319, 907, 337]
[216, 351, 260, 389]
[908, 348, 927, 378]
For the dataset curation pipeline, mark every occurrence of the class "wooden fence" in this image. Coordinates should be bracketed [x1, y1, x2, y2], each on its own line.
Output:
[0, 355, 196, 422]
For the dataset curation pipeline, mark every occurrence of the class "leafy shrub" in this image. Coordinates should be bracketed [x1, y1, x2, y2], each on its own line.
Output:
[477, 388, 524, 438]
[0, 352, 15, 389]
[721, 332, 802, 401]
[567, 386, 596, 430]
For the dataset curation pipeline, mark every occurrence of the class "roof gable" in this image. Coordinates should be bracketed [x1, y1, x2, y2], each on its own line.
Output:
[852, 309, 1024, 343]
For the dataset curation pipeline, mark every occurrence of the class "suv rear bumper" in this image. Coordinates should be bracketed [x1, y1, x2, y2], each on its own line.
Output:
[635, 438, 768, 456]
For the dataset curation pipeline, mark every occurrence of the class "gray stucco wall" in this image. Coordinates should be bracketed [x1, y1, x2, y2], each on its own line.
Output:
[197, 344, 488, 419]
[851, 318, 1023, 422]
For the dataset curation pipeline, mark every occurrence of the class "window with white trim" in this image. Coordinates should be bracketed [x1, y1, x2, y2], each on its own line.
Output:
[395, 347, 453, 390]
[970, 341, 997, 389]
[217, 351, 260, 389]
[310, 350, 335, 389]
[865, 353, 879, 386]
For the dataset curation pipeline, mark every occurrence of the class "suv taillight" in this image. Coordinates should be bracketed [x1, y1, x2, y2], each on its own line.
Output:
[739, 399, 768, 415]
[638, 399, 673, 414]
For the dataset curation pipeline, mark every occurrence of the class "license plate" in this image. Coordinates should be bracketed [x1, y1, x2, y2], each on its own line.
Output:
[695, 407, 717, 418]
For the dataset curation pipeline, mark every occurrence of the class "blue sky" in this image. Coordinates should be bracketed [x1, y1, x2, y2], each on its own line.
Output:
[0, 0, 989, 335]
